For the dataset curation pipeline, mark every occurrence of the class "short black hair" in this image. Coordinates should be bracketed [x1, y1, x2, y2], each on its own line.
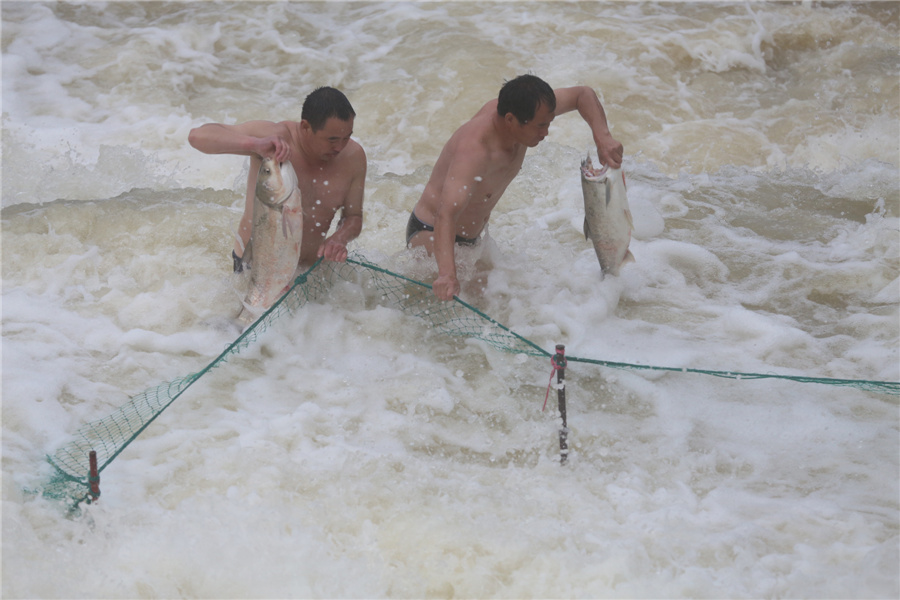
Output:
[496, 75, 556, 123]
[301, 87, 356, 131]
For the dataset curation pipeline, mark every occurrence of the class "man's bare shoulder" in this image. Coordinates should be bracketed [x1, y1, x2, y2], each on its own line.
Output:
[339, 139, 367, 173]
[272, 120, 303, 139]
[449, 109, 496, 154]
[233, 119, 293, 136]
[473, 98, 499, 118]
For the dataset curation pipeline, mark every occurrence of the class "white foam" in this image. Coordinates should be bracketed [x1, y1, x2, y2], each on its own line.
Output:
[2, 2, 897, 598]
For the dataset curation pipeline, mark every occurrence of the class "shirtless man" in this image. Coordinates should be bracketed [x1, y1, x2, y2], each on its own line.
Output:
[406, 74, 623, 301]
[188, 86, 366, 270]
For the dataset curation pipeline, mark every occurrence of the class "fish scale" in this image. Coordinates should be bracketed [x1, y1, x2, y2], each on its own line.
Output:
[580, 155, 635, 277]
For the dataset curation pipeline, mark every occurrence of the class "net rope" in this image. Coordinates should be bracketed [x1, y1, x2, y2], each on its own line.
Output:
[36, 252, 900, 507]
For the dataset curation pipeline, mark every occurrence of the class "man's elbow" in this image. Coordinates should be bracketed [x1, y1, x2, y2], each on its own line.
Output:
[350, 214, 364, 236]
[574, 86, 599, 107]
[187, 127, 204, 151]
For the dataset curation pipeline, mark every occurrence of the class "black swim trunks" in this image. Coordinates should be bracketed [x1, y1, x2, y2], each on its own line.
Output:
[405, 211, 480, 247]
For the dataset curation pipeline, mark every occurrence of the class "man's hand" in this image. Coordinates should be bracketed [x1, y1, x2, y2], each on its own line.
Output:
[317, 238, 349, 262]
[596, 133, 624, 169]
[254, 135, 292, 163]
[432, 273, 460, 301]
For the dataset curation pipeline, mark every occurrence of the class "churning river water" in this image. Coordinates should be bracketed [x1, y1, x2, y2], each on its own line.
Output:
[2, 2, 899, 598]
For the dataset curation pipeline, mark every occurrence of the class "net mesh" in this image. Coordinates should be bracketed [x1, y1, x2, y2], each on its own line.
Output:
[34, 252, 900, 508]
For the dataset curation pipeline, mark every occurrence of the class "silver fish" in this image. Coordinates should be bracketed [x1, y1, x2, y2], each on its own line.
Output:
[581, 155, 635, 277]
[237, 158, 304, 324]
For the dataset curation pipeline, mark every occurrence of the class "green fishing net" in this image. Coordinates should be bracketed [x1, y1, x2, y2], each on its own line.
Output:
[35, 252, 900, 508]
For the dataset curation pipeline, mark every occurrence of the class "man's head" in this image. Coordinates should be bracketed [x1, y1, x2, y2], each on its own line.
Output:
[497, 74, 556, 124]
[498, 75, 556, 148]
[300, 87, 356, 161]
[301, 86, 356, 131]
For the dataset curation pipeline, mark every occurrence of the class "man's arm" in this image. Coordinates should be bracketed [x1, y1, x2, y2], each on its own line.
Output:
[318, 143, 367, 262]
[430, 154, 485, 301]
[554, 87, 624, 168]
[188, 120, 292, 162]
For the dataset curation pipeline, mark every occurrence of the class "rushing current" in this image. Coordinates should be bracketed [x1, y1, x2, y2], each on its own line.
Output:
[2, 2, 898, 598]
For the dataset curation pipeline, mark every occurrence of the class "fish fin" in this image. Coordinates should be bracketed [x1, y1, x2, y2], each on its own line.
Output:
[605, 180, 612, 207]
[624, 207, 635, 230]
[282, 206, 303, 239]
[281, 189, 304, 239]
[583, 217, 591, 240]
[243, 239, 253, 269]
[233, 231, 246, 255]
[624, 249, 636, 265]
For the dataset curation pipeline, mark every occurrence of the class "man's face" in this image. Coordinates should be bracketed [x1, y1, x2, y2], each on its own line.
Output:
[307, 116, 354, 161]
[516, 103, 555, 147]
